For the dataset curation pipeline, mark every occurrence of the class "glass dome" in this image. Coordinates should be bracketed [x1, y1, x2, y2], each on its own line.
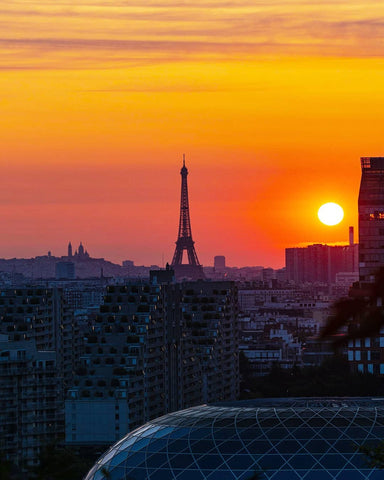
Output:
[84, 398, 384, 480]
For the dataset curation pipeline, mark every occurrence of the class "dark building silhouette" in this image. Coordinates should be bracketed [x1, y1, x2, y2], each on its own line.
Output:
[358, 157, 384, 282]
[349, 226, 354, 246]
[68, 241, 73, 258]
[0, 288, 80, 466]
[74, 241, 89, 259]
[285, 241, 358, 285]
[0, 340, 61, 468]
[149, 264, 174, 284]
[56, 261, 75, 280]
[214, 255, 226, 271]
[65, 277, 238, 445]
[348, 157, 384, 375]
[171, 155, 204, 280]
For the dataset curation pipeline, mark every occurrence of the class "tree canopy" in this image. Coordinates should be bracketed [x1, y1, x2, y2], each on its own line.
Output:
[321, 267, 384, 342]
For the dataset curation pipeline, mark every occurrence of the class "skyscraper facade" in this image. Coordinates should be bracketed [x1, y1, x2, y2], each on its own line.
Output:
[348, 157, 384, 375]
[358, 157, 384, 282]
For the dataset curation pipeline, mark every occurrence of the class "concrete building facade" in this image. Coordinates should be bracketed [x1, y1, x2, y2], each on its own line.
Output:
[358, 157, 384, 282]
[65, 278, 239, 445]
[286, 242, 358, 285]
[0, 287, 81, 467]
[0, 340, 62, 468]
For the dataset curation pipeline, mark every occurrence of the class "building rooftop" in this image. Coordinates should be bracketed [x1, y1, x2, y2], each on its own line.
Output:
[361, 156, 384, 170]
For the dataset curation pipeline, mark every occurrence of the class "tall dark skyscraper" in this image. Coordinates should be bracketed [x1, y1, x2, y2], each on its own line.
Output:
[347, 157, 384, 376]
[171, 155, 204, 280]
[358, 157, 384, 282]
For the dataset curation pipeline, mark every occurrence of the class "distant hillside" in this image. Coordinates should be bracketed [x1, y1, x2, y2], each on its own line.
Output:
[0, 255, 126, 279]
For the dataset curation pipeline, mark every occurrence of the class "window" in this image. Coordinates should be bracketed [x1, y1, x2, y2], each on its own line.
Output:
[372, 351, 380, 361]
[369, 211, 384, 220]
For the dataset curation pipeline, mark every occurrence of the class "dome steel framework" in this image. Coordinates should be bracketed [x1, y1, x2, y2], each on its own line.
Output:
[84, 398, 384, 480]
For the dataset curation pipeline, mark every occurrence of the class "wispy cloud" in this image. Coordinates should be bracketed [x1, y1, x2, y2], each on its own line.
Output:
[1, 0, 384, 71]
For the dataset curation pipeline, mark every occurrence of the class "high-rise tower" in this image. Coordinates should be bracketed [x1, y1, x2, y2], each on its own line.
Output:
[171, 155, 204, 280]
[347, 157, 384, 376]
[358, 157, 384, 282]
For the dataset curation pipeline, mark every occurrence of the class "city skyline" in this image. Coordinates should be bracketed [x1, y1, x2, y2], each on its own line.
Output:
[2, 0, 382, 267]
[0, 157, 358, 269]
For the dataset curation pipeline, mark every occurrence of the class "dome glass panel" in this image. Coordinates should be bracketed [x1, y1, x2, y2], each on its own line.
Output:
[85, 398, 384, 480]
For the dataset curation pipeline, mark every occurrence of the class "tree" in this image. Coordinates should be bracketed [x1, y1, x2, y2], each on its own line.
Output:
[320, 268, 384, 471]
[0, 456, 25, 480]
[100, 467, 111, 479]
[240, 356, 384, 399]
[246, 473, 262, 480]
[33, 444, 94, 480]
[321, 267, 384, 342]
[358, 443, 384, 470]
[0, 458, 11, 480]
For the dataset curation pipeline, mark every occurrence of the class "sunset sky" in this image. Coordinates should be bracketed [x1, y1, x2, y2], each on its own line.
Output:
[1, 0, 384, 268]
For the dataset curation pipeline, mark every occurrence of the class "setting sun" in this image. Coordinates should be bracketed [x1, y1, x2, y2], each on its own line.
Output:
[318, 202, 344, 226]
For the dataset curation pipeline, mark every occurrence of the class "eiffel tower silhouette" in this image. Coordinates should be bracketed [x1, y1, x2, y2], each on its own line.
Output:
[171, 155, 204, 280]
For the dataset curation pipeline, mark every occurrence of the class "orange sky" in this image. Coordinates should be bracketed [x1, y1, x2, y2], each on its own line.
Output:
[1, 0, 384, 268]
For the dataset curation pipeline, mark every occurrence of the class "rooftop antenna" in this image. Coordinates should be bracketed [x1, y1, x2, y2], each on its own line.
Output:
[183, 153, 185, 167]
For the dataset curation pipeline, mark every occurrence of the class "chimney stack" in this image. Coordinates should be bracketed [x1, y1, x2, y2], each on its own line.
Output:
[349, 226, 354, 246]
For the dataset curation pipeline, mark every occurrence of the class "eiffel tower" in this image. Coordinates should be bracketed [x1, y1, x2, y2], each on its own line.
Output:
[171, 155, 204, 280]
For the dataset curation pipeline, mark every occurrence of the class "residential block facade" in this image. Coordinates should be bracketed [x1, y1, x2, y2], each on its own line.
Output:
[65, 279, 239, 445]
